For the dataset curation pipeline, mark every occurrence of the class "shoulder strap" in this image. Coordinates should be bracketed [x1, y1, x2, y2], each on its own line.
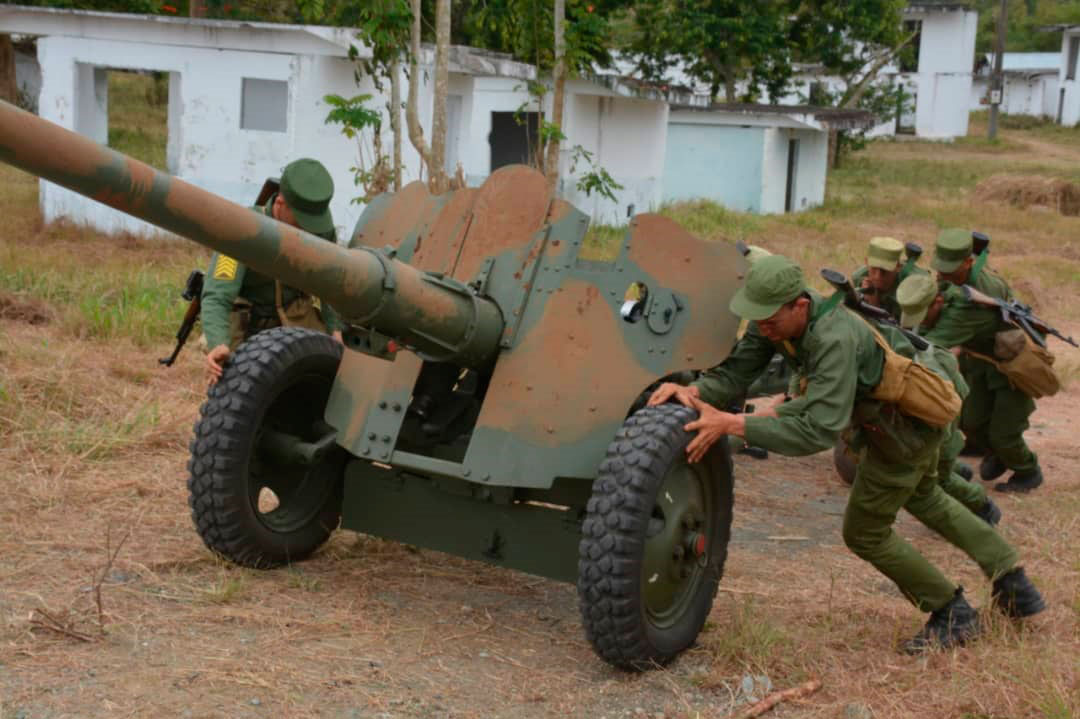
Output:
[814, 291, 844, 321]
[970, 251, 988, 284]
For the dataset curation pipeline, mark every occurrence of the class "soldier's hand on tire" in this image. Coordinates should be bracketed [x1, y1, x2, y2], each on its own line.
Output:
[206, 344, 231, 385]
[646, 382, 700, 408]
[683, 397, 744, 463]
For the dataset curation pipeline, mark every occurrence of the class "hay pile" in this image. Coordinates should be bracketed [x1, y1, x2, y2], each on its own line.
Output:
[974, 173, 1080, 216]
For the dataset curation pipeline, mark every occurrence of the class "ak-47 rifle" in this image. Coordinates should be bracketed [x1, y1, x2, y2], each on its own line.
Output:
[821, 268, 930, 350]
[159, 269, 205, 367]
[970, 231, 990, 280]
[961, 284, 1078, 350]
[903, 241, 922, 269]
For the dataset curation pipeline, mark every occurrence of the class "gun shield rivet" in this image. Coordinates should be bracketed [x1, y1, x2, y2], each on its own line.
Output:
[378, 401, 388, 409]
[367, 432, 376, 440]
[361, 448, 370, 456]
[463, 469, 471, 477]
[392, 403, 402, 412]
[382, 435, 391, 442]
[380, 452, 389, 460]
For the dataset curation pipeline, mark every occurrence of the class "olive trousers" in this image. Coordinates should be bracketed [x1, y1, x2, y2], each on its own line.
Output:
[842, 434, 1018, 612]
[938, 420, 988, 513]
[961, 360, 1038, 474]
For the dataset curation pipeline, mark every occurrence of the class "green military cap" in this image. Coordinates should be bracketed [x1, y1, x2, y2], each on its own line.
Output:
[744, 244, 772, 266]
[279, 158, 335, 236]
[867, 236, 903, 270]
[932, 228, 972, 273]
[896, 273, 939, 329]
[730, 254, 806, 321]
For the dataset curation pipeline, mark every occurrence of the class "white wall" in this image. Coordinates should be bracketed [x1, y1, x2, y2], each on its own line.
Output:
[35, 35, 405, 238]
[456, 75, 533, 186]
[1057, 30, 1080, 125]
[906, 8, 977, 139]
[760, 127, 826, 214]
[559, 83, 667, 225]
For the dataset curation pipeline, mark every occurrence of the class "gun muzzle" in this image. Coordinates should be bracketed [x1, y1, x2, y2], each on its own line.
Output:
[904, 242, 923, 261]
[971, 231, 990, 256]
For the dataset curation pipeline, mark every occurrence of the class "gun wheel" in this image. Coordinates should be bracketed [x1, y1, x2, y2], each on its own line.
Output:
[187, 327, 345, 568]
[578, 404, 734, 671]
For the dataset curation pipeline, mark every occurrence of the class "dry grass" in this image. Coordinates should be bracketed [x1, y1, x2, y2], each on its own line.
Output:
[1, 116, 1079, 718]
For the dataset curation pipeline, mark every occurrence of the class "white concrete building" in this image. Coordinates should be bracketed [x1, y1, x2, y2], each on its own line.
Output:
[890, 2, 978, 139]
[969, 53, 1059, 117]
[0, 5, 535, 236]
[1050, 25, 1080, 125]
[662, 105, 870, 214]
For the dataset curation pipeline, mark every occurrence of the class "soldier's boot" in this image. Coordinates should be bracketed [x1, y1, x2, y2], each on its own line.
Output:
[979, 454, 1008, 482]
[902, 589, 981, 655]
[954, 462, 974, 481]
[992, 567, 1046, 618]
[974, 497, 1002, 526]
[994, 466, 1043, 494]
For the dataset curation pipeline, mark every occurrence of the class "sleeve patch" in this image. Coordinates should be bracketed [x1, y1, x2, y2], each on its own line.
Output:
[213, 256, 239, 281]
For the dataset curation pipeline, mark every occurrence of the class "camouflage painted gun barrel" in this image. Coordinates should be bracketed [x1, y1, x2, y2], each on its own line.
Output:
[0, 98, 750, 671]
[0, 100, 502, 369]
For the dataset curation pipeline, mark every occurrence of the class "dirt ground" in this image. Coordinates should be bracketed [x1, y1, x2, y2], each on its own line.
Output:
[1, 305, 1078, 718]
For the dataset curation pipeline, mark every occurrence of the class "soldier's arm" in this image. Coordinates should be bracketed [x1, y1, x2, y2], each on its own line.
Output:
[691, 325, 778, 408]
[200, 253, 247, 349]
[923, 294, 997, 349]
[742, 335, 857, 456]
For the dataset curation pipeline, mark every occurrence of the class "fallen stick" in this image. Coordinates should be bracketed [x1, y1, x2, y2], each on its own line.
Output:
[739, 679, 822, 719]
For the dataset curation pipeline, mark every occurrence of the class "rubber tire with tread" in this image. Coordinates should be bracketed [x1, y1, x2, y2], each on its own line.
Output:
[188, 327, 344, 569]
[578, 404, 734, 670]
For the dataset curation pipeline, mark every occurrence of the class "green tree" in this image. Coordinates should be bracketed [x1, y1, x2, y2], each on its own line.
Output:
[629, 0, 795, 102]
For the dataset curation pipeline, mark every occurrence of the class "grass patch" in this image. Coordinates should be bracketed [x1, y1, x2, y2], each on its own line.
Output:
[107, 70, 168, 171]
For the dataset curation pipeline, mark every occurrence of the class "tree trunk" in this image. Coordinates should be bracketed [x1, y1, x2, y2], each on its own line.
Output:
[0, 35, 16, 105]
[428, 0, 450, 194]
[544, 0, 566, 193]
[406, 0, 433, 182]
[390, 55, 402, 191]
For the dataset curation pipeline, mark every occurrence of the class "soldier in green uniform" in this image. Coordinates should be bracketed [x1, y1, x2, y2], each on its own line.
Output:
[201, 158, 343, 384]
[930, 229, 1042, 492]
[648, 255, 1044, 652]
[852, 236, 927, 319]
[896, 274, 1001, 522]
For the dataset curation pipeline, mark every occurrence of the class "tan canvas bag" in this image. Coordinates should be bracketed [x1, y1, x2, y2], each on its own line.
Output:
[860, 319, 963, 428]
[965, 329, 1060, 399]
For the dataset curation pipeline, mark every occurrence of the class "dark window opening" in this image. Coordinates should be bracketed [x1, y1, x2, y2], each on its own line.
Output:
[898, 20, 922, 74]
[489, 111, 540, 172]
[1067, 37, 1080, 81]
[107, 69, 168, 171]
[784, 138, 799, 213]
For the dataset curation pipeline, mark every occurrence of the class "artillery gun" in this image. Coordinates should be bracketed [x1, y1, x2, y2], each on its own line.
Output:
[0, 100, 746, 670]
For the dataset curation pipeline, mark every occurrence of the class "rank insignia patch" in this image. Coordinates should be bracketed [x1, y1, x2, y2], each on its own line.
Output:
[213, 255, 238, 281]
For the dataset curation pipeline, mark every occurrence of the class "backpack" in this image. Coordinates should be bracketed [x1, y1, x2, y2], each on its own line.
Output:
[860, 318, 963, 428]
[965, 328, 1060, 399]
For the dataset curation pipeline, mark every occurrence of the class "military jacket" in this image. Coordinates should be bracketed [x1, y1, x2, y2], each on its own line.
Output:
[922, 284, 1001, 357]
[968, 262, 1011, 301]
[852, 262, 928, 322]
[201, 200, 342, 348]
[693, 292, 893, 456]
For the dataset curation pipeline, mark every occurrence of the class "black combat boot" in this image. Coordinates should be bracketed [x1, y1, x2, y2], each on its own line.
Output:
[994, 466, 1043, 493]
[954, 462, 974, 481]
[979, 454, 1007, 481]
[974, 497, 1002, 526]
[992, 567, 1047, 618]
[902, 589, 981, 655]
